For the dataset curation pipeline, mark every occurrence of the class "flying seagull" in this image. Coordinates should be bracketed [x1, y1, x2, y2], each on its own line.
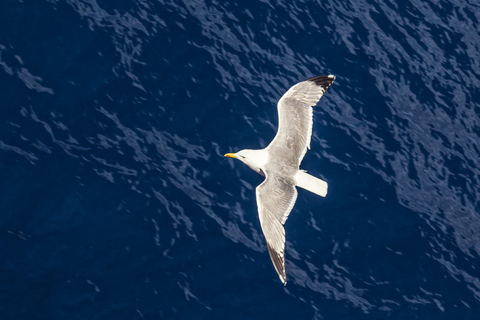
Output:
[225, 75, 335, 285]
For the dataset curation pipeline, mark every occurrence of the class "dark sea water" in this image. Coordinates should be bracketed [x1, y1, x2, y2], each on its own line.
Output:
[1, 0, 480, 318]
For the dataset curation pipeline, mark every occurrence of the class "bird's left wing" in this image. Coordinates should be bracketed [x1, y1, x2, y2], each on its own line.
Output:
[256, 171, 298, 285]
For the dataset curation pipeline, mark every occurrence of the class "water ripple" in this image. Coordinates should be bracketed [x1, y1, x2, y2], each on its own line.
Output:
[2, 0, 480, 317]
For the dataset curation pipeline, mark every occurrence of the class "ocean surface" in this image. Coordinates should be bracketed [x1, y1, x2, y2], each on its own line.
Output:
[1, 0, 480, 319]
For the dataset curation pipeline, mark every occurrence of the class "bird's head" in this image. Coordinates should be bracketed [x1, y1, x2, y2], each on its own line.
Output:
[224, 149, 269, 176]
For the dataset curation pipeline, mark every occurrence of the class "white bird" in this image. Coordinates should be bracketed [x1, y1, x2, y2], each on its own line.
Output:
[225, 75, 335, 285]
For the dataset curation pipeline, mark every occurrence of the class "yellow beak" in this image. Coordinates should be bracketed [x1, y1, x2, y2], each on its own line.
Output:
[224, 153, 237, 158]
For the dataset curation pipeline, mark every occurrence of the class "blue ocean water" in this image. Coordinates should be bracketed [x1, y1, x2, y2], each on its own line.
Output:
[1, 0, 480, 318]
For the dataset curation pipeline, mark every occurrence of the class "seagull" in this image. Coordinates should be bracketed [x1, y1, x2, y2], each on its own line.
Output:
[225, 75, 335, 285]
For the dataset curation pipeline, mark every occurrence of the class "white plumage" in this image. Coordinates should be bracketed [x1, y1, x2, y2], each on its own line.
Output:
[225, 75, 335, 284]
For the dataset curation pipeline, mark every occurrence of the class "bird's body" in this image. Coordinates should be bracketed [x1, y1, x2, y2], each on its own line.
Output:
[225, 75, 335, 284]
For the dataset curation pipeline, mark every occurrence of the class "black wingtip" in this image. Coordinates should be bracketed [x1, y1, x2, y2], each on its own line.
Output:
[306, 75, 335, 90]
[267, 243, 287, 285]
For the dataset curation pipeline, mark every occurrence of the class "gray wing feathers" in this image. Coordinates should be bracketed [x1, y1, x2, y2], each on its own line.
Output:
[253, 75, 334, 284]
[268, 75, 335, 165]
[256, 173, 297, 285]
[281, 77, 330, 105]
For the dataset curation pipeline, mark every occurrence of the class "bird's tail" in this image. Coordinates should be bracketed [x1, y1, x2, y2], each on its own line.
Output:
[294, 170, 328, 197]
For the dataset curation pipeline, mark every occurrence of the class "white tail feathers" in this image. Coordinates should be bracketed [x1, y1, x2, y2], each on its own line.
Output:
[294, 170, 328, 197]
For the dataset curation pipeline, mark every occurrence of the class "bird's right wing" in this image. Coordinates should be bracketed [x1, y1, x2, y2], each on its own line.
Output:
[268, 75, 335, 165]
[256, 171, 297, 285]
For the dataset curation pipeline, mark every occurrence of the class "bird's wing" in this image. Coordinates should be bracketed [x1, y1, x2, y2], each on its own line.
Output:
[256, 171, 298, 285]
[268, 75, 335, 165]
